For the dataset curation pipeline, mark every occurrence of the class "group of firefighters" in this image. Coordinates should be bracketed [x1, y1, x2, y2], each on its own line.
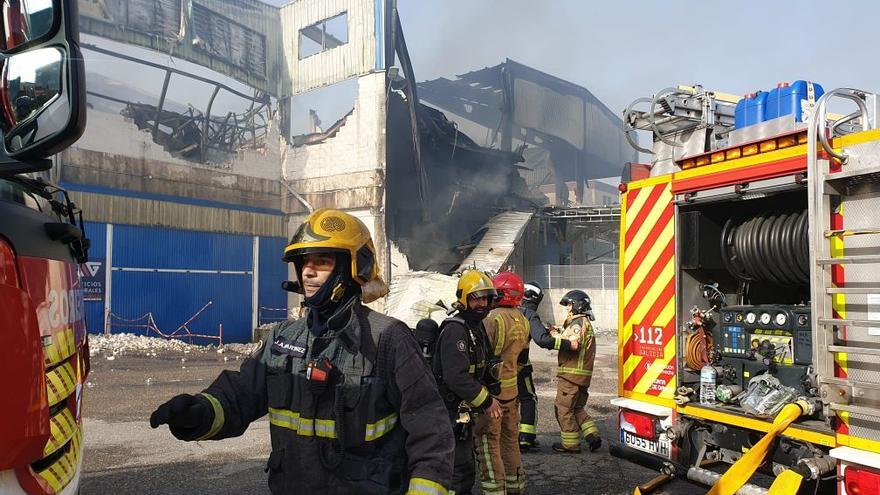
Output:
[150, 208, 601, 495]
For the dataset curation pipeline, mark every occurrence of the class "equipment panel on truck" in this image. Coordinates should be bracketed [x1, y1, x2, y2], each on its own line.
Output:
[614, 84, 880, 495]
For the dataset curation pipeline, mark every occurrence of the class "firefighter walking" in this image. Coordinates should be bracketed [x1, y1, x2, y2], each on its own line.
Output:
[433, 270, 502, 495]
[553, 289, 602, 453]
[150, 209, 454, 494]
[474, 272, 530, 494]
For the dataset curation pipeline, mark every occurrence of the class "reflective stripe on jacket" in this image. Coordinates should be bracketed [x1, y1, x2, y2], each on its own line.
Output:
[555, 314, 596, 387]
[484, 307, 530, 401]
[191, 300, 454, 495]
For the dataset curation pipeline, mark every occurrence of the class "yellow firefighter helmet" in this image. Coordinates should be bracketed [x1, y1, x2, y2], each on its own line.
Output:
[455, 270, 497, 307]
[283, 209, 378, 286]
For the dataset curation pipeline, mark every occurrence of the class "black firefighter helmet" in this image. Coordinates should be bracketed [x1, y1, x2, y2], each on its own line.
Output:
[559, 289, 595, 321]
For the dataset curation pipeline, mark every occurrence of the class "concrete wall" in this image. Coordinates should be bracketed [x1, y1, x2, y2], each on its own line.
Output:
[283, 73, 385, 182]
[538, 288, 618, 332]
[282, 72, 389, 285]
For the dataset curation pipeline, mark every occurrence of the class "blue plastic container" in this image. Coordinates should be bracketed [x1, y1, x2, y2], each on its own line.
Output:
[765, 80, 824, 123]
[735, 92, 768, 129]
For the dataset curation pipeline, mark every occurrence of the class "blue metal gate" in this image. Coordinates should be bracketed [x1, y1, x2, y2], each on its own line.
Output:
[83, 221, 289, 343]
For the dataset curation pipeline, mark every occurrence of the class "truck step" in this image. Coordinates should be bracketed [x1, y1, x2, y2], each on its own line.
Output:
[816, 255, 880, 265]
[829, 403, 880, 418]
[823, 163, 880, 182]
[827, 344, 880, 356]
[826, 287, 880, 294]
[824, 228, 880, 238]
[820, 376, 880, 391]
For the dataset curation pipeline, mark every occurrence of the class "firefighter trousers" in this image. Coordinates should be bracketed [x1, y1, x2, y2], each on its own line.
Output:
[517, 365, 537, 445]
[554, 377, 599, 448]
[452, 432, 476, 495]
[474, 399, 525, 495]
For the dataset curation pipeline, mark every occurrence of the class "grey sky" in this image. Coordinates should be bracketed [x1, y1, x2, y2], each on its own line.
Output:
[84, 0, 880, 148]
[397, 0, 880, 116]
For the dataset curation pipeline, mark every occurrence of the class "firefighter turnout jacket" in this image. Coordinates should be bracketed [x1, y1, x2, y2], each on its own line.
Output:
[433, 316, 492, 414]
[554, 313, 596, 386]
[484, 307, 530, 400]
[173, 299, 454, 495]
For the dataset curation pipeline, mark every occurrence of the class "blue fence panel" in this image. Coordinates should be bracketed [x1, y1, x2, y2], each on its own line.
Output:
[82, 222, 106, 334]
[258, 236, 289, 325]
[112, 225, 253, 271]
[110, 270, 253, 344]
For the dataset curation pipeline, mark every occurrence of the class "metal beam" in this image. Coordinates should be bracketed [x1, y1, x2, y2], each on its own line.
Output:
[152, 70, 172, 140]
[202, 86, 222, 161]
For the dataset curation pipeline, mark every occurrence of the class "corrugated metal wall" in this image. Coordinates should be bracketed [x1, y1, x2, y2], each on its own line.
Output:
[83, 221, 289, 343]
[83, 222, 107, 335]
[79, 0, 287, 96]
[281, 0, 380, 94]
[258, 237, 289, 325]
[112, 225, 252, 272]
[70, 191, 285, 238]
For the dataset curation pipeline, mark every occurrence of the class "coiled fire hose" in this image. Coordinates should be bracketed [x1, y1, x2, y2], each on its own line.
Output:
[685, 327, 713, 371]
[707, 400, 810, 495]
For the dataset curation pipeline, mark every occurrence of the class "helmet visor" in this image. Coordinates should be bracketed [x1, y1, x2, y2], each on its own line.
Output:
[467, 288, 496, 303]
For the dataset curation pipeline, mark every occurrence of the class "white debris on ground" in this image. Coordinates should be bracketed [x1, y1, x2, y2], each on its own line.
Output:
[384, 271, 459, 328]
[88, 333, 260, 358]
[223, 342, 263, 355]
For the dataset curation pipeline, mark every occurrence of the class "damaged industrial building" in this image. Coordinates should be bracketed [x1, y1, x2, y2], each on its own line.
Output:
[64, 0, 633, 342]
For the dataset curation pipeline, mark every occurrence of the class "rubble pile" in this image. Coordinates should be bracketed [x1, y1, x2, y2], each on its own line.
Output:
[88, 333, 260, 358]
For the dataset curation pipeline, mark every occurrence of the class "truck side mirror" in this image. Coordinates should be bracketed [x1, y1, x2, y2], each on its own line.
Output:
[0, 0, 85, 164]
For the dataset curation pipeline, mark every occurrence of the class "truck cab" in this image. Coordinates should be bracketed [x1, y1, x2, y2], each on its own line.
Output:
[0, 0, 88, 493]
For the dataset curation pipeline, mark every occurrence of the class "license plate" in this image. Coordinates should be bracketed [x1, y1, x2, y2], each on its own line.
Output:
[620, 430, 671, 458]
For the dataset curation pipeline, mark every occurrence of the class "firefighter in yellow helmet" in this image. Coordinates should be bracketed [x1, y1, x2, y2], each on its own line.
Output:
[432, 270, 503, 495]
[151, 209, 455, 494]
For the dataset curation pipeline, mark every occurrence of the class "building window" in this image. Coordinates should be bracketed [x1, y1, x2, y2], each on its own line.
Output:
[298, 12, 349, 60]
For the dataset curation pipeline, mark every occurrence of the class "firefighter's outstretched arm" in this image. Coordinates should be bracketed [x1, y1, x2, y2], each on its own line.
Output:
[438, 323, 491, 409]
[386, 323, 455, 493]
[150, 330, 275, 441]
[525, 307, 574, 352]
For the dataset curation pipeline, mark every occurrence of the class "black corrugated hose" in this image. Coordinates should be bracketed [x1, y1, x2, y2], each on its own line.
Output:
[721, 210, 810, 286]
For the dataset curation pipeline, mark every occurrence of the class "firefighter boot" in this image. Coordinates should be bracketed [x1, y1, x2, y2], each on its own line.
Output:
[551, 441, 581, 454]
[580, 418, 602, 452]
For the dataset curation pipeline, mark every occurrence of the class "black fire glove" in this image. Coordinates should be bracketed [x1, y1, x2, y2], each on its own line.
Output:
[149, 393, 213, 440]
[306, 357, 341, 396]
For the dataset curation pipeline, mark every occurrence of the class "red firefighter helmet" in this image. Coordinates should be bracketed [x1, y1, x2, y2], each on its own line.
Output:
[492, 272, 525, 307]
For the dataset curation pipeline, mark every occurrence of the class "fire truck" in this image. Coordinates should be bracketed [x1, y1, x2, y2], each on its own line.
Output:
[0, 0, 89, 494]
[611, 83, 880, 494]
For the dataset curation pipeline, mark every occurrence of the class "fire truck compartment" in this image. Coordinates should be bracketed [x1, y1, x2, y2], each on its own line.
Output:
[676, 186, 829, 427]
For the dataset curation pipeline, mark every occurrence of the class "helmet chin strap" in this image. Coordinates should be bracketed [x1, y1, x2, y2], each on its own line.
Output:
[462, 307, 490, 323]
[330, 279, 346, 302]
[302, 257, 358, 318]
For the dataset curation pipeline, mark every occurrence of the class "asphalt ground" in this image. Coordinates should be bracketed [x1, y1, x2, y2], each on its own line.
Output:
[80, 334, 705, 494]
